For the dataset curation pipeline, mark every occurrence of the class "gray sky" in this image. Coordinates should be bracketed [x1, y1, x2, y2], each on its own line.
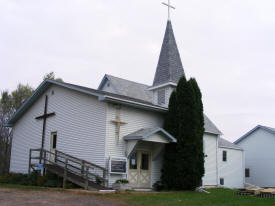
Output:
[1, 0, 275, 142]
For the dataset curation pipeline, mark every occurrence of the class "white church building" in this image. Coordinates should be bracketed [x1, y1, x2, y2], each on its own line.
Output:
[6, 19, 244, 189]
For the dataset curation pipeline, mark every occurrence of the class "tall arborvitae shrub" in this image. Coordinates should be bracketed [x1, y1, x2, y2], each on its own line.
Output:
[161, 76, 205, 190]
[189, 78, 205, 185]
[161, 91, 179, 189]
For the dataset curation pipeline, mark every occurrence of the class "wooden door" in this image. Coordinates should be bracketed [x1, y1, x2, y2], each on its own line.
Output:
[138, 152, 151, 188]
[128, 151, 151, 188]
[50, 132, 57, 162]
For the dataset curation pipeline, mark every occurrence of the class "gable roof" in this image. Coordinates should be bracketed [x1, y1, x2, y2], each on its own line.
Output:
[6, 79, 222, 135]
[152, 20, 185, 87]
[218, 138, 243, 151]
[234, 125, 275, 144]
[98, 74, 152, 102]
[123, 127, 177, 143]
[5, 79, 167, 127]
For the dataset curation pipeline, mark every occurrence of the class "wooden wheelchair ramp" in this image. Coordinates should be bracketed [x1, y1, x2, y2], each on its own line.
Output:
[29, 149, 110, 191]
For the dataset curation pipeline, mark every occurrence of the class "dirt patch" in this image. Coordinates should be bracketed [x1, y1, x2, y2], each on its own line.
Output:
[0, 188, 120, 206]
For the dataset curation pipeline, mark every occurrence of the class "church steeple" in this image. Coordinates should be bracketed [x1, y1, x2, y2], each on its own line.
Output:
[152, 20, 185, 87]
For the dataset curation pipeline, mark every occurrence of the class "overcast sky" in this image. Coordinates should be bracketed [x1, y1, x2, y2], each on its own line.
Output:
[1, 0, 275, 141]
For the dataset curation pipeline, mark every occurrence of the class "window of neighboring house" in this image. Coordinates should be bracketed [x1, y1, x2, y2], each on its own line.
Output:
[222, 150, 227, 162]
[157, 89, 165, 105]
[220, 178, 224, 186]
[245, 168, 250, 178]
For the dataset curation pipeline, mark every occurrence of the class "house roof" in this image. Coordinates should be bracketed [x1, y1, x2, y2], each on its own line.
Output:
[6, 79, 222, 135]
[5, 79, 167, 127]
[218, 138, 243, 151]
[152, 20, 185, 87]
[234, 125, 275, 144]
[204, 114, 222, 135]
[98, 74, 153, 102]
[123, 127, 177, 143]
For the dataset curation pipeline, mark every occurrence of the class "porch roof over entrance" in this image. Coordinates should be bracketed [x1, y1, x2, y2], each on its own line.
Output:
[123, 127, 177, 143]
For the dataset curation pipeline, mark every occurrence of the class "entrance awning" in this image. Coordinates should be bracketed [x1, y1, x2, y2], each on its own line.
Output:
[123, 127, 176, 158]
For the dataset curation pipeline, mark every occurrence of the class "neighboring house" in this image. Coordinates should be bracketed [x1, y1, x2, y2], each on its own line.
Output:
[6, 19, 243, 189]
[235, 125, 275, 187]
[218, 138, 244, 188]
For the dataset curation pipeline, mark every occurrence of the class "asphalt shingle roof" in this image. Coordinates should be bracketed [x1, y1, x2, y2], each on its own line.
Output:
[218, 138, 243, 150]
[106, 75, 153, 102]
[153, 20, 185, 87]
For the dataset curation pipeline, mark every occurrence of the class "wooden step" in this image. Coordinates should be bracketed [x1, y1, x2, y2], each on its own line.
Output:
[44, 164, 110, 191]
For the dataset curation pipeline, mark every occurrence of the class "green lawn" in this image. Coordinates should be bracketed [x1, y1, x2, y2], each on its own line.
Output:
[106, 189, 275, 206]
[1, 184, 274, 206]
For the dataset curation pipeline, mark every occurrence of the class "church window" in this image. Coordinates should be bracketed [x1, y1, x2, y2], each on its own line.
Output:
[158, 89, 166, 105]
[51, 132, 57, 149]
[141, 153, 149, 170]
[129, 152, 137, 169]
[245, 168, 250, 178]
[222, 151, 227, 162]
[220, 178, 224, 185]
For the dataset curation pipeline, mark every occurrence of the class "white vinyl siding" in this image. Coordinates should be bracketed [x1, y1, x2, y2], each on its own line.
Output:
[218, 147, 244, 188]
[10, 85, 107, 173]
[202, 133, 218, 186]
[105, 103, 164, 186]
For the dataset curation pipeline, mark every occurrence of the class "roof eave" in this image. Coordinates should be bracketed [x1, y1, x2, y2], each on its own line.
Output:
[100, 96, 167, 113]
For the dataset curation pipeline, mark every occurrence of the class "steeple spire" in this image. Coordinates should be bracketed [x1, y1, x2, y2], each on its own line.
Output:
[152, 20, 185, 87]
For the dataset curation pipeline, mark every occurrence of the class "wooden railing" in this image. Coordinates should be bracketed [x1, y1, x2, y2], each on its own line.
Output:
[29, 148, 108, 189]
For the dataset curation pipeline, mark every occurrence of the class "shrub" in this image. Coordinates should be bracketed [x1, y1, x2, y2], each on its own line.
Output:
[153, 181, 164, 191]
[115, 179, 129, 184]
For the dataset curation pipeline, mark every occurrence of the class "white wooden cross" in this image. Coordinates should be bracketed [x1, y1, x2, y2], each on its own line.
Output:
[162, 0, 176, 20]
[111, 108, 127, 143]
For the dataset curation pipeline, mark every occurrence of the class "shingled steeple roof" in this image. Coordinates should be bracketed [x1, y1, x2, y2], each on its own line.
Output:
[152, 20, 185, 87]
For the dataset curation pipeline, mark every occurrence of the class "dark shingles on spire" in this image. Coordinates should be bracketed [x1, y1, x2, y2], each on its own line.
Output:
[153, 20, 185, 87]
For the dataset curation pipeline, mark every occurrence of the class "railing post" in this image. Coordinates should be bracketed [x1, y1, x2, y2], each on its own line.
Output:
[103, 170, 106, 187]
[54, 150, 57, 163]
[28, 149, 32, 174]
[63, 158, 68, 189]
[85, 166, 89, 190]
[81, 160, 85, 177]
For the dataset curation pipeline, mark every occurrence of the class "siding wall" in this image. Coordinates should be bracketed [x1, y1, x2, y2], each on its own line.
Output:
[202, 133, 218, 186]
[218, 147, 244, 188]
[105, 103, 164, 186]
[10, 85, 107, 173]
[237, 129, 275, 187]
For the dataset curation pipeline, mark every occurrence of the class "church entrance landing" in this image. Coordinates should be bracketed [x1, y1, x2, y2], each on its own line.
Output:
[123, 128, 177, 188]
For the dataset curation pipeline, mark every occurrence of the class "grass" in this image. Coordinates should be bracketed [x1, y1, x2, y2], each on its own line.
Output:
[104, 189, 275, 206]
[0, 183, 56, 191]
[1, 184, 274, 206]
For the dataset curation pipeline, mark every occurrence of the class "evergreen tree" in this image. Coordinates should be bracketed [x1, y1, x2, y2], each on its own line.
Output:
[161, 90, 179, 189]
[189, 78, 205, 186]
[161, 75, 205, 190]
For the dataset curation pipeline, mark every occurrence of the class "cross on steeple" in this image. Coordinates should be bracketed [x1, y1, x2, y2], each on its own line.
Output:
[162, 0, 176, 20]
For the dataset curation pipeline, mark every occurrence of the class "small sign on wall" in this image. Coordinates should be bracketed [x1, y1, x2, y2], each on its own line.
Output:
[109, 157, 127, 174]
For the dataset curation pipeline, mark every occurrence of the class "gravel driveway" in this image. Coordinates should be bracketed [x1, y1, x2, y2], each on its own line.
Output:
[0, 188, 120, 206]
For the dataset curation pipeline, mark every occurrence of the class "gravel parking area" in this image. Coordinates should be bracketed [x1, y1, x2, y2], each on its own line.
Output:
[0, 188, 119, 206]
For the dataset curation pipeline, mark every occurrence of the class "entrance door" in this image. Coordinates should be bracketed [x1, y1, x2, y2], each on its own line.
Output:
[50, 132, 57, 162]
[128, 151, 151, 188]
